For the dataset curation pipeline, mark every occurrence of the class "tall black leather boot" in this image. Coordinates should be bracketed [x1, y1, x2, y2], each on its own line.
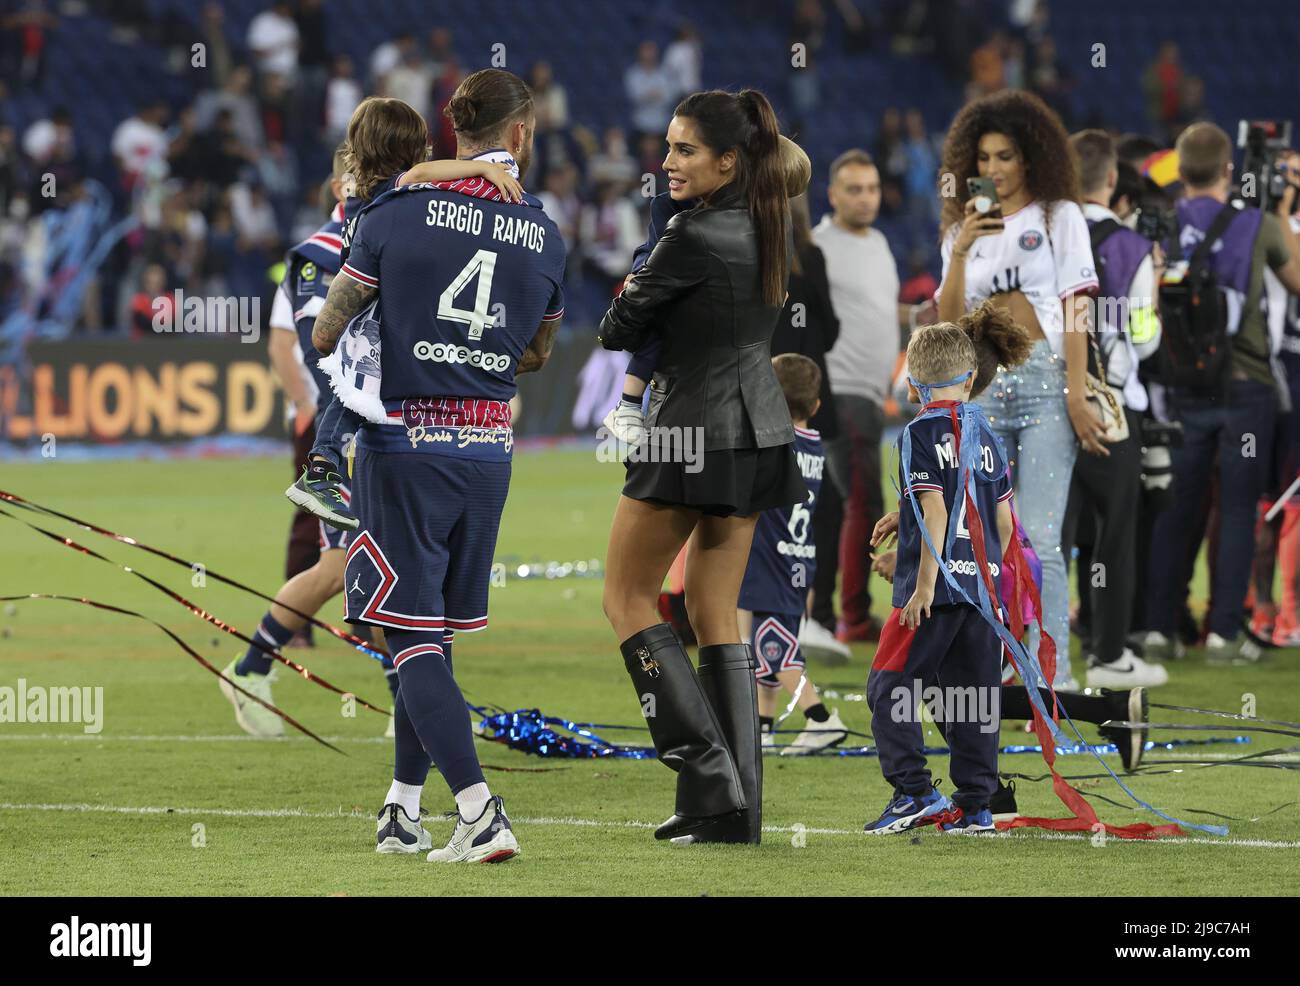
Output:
[619, 623, 746, 840]
[684, 642, 763, 844]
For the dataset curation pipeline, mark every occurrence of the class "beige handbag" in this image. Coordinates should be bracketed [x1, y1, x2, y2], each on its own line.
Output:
[1084, 330, 1129, 443]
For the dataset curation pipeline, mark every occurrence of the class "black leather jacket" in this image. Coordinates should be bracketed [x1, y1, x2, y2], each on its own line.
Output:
[598, 184, 795, 452]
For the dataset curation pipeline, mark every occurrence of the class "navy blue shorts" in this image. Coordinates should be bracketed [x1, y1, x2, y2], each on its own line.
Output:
[318, 479, 355, 552]
[344, 447, 510, 637]
[750, 611, 804, 687]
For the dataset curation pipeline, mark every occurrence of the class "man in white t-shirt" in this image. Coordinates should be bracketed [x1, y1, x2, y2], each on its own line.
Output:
[111, 102, 169, 187]
[810, 149, 907, 644]
[247, 2, 300, 79]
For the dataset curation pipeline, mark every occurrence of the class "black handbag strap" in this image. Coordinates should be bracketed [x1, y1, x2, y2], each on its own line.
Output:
[1090, 217, 1123, 253]
[1172, 202, 1237, 273]
[1087, 218, 1125, 380]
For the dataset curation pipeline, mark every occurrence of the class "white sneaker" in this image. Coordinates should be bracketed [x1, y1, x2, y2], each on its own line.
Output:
[761, 730, 776, 751]
[797, 617, 852, 664]
[1205, 632, 1263, 665]
[1086, 649, 1169, 688]
[600, 403, 645, 445]
[384, 706, 395, 738]
[427, 795, 520, 863]
[1143, 630, 1187, 661]
[375, 803, 433, 854]
[780, 710, 848, 756]
[218, 658, 284, 737]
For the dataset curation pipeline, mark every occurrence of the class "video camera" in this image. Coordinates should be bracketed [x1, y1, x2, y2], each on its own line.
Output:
[1236, 119, 1294, 211]
[1135, 206, 1177, 244]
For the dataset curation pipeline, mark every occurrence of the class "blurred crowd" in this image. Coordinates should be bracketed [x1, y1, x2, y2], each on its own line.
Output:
[0, 0, 1221, 343]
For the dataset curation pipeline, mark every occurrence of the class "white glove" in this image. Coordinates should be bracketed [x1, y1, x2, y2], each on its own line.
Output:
[601, 401, 646, 446]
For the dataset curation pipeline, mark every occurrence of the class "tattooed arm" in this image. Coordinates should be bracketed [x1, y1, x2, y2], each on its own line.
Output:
[313, 272, 378, 354]
[517, 317, 562, 374]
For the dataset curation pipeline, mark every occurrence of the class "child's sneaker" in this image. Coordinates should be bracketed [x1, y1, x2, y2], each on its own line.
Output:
[940, 806, 996, 834]
[780, 710, 848, 756]
[863, 787, 951, 835]
[285, 466, 358, 531]
[218, 658, 284, 738]
[989, 779, 1018, 821]
[1205, 631, 1263, 665]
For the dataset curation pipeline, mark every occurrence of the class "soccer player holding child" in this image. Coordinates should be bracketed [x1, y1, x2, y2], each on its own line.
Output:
[863, 319, 1014, 835]
[219, 101, 528, 738]
[286, 96, 526, 532]
[313, 73, 566, 863]
[737, 354, 847, 753]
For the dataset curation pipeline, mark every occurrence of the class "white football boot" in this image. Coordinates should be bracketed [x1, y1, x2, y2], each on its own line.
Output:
[218, 658, 284, 738]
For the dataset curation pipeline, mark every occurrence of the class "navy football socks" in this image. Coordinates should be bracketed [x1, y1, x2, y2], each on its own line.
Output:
[388, 630, 482, 793]
[236, 613, 296, 676]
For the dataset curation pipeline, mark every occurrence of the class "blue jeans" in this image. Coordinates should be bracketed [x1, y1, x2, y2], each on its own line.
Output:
[1147, 379, 1277, 640]
[974, 341, 1078, 685]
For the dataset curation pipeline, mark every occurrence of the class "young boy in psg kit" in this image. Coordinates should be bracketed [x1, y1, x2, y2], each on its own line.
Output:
[863, 321, 1014, 835]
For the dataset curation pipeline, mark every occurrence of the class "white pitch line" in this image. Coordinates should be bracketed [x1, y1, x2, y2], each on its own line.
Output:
[0, 734, 1295, 762]
[0, 802, 1296, 848]
[0, 734, 393, 743]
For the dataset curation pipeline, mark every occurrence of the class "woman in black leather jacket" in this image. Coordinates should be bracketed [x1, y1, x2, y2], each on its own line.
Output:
[598, 89, 805, 845]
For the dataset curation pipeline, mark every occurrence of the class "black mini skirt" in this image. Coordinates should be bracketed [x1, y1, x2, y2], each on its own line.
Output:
[623, 441, 808, 517]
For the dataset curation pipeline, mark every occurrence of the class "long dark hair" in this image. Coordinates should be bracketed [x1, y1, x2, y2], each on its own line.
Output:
[938, 89, 1080, 242]
[674, 89, 789, 306]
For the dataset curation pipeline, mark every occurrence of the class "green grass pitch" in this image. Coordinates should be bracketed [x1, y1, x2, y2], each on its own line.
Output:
[0, 449, 1297, 896]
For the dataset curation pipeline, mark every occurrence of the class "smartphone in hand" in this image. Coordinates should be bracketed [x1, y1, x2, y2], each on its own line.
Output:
[967, 176, 1003, 227]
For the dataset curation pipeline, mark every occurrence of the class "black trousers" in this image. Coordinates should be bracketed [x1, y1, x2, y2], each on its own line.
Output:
[1062, 406, 1142, 664]
[810, 460, 842, 629]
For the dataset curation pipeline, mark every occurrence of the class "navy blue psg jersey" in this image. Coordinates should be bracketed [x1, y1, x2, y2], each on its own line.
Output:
[339, 173, 402, 266]
[280, 204, 344, 411]
[739, 427, 825, 615]
[342, 182, 566, 403]
[891, 408, 1013, 610]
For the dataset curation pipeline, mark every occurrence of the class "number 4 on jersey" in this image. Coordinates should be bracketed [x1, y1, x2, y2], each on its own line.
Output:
[438, 249, 499, 340]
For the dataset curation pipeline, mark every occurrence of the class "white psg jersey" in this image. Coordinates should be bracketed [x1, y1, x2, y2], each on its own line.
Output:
[938, 199, 1099, 356]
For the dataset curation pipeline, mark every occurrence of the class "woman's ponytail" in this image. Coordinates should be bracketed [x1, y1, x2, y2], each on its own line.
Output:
[738, 89, 789, 307]
[959, 300, 1034, 397]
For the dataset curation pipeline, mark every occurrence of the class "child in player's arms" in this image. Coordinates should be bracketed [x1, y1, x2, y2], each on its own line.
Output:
[288, 97, 527, 529]
[862, 311, 1016, 836]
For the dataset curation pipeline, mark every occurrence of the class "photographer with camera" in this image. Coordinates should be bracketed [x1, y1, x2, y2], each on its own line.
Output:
[1145, 123, 1300, 665]
[1062, 130, 1168, 688]
[1249, 149, 1300, 646]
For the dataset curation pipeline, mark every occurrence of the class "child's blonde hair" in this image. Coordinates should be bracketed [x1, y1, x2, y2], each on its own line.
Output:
[779, 135, 812, 198]
[906, 321, 977, 388]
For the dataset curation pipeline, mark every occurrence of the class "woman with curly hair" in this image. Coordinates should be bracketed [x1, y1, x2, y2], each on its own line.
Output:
[935, 89, 1103, 689]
